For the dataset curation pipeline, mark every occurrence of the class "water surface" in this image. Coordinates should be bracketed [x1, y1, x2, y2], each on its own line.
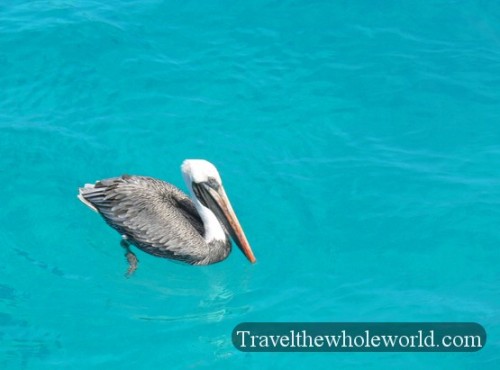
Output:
[1, 1, 499, 369]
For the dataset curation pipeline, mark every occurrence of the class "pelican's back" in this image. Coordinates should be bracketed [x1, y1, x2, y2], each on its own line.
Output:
[78, 175, 209, 264]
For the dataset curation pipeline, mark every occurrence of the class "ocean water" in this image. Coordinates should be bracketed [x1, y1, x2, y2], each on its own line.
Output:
[1, 0, 499, 368]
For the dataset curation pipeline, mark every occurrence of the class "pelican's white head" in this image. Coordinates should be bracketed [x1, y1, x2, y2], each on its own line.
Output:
[181, 159, 222, 187]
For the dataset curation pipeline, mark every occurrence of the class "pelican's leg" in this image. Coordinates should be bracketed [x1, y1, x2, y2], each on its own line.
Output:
[121, 236, 138, 277]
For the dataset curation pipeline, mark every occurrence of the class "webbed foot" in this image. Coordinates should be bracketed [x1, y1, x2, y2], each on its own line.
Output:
[121, 238, 138, 278]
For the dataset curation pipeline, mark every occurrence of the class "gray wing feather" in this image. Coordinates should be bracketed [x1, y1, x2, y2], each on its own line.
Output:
[79, 175, 208, 264]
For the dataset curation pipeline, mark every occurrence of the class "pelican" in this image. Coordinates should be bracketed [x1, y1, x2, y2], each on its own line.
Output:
[78, 159, 256, 275]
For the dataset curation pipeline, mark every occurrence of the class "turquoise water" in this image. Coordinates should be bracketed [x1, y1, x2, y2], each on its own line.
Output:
[1, 0, 499, 368]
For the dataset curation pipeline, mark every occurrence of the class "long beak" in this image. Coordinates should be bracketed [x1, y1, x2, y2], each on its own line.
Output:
[196, 182, 256, 263]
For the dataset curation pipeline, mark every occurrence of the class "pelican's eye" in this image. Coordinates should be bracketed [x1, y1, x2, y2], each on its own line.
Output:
[207, 177, 220, 190]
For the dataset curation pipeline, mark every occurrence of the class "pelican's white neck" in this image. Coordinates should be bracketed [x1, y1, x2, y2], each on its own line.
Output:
[190, 191, 227, 243]
[181, 159, 227, 243]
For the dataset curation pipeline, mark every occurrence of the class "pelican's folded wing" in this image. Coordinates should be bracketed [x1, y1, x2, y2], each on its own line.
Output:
[78, 175, 208, 264]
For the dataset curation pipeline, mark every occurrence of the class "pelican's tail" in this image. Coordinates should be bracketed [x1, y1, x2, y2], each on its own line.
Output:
[78, 183, 99, 212]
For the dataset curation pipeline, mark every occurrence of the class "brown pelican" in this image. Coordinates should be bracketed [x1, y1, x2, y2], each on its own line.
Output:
[78, 159, 256, 275]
